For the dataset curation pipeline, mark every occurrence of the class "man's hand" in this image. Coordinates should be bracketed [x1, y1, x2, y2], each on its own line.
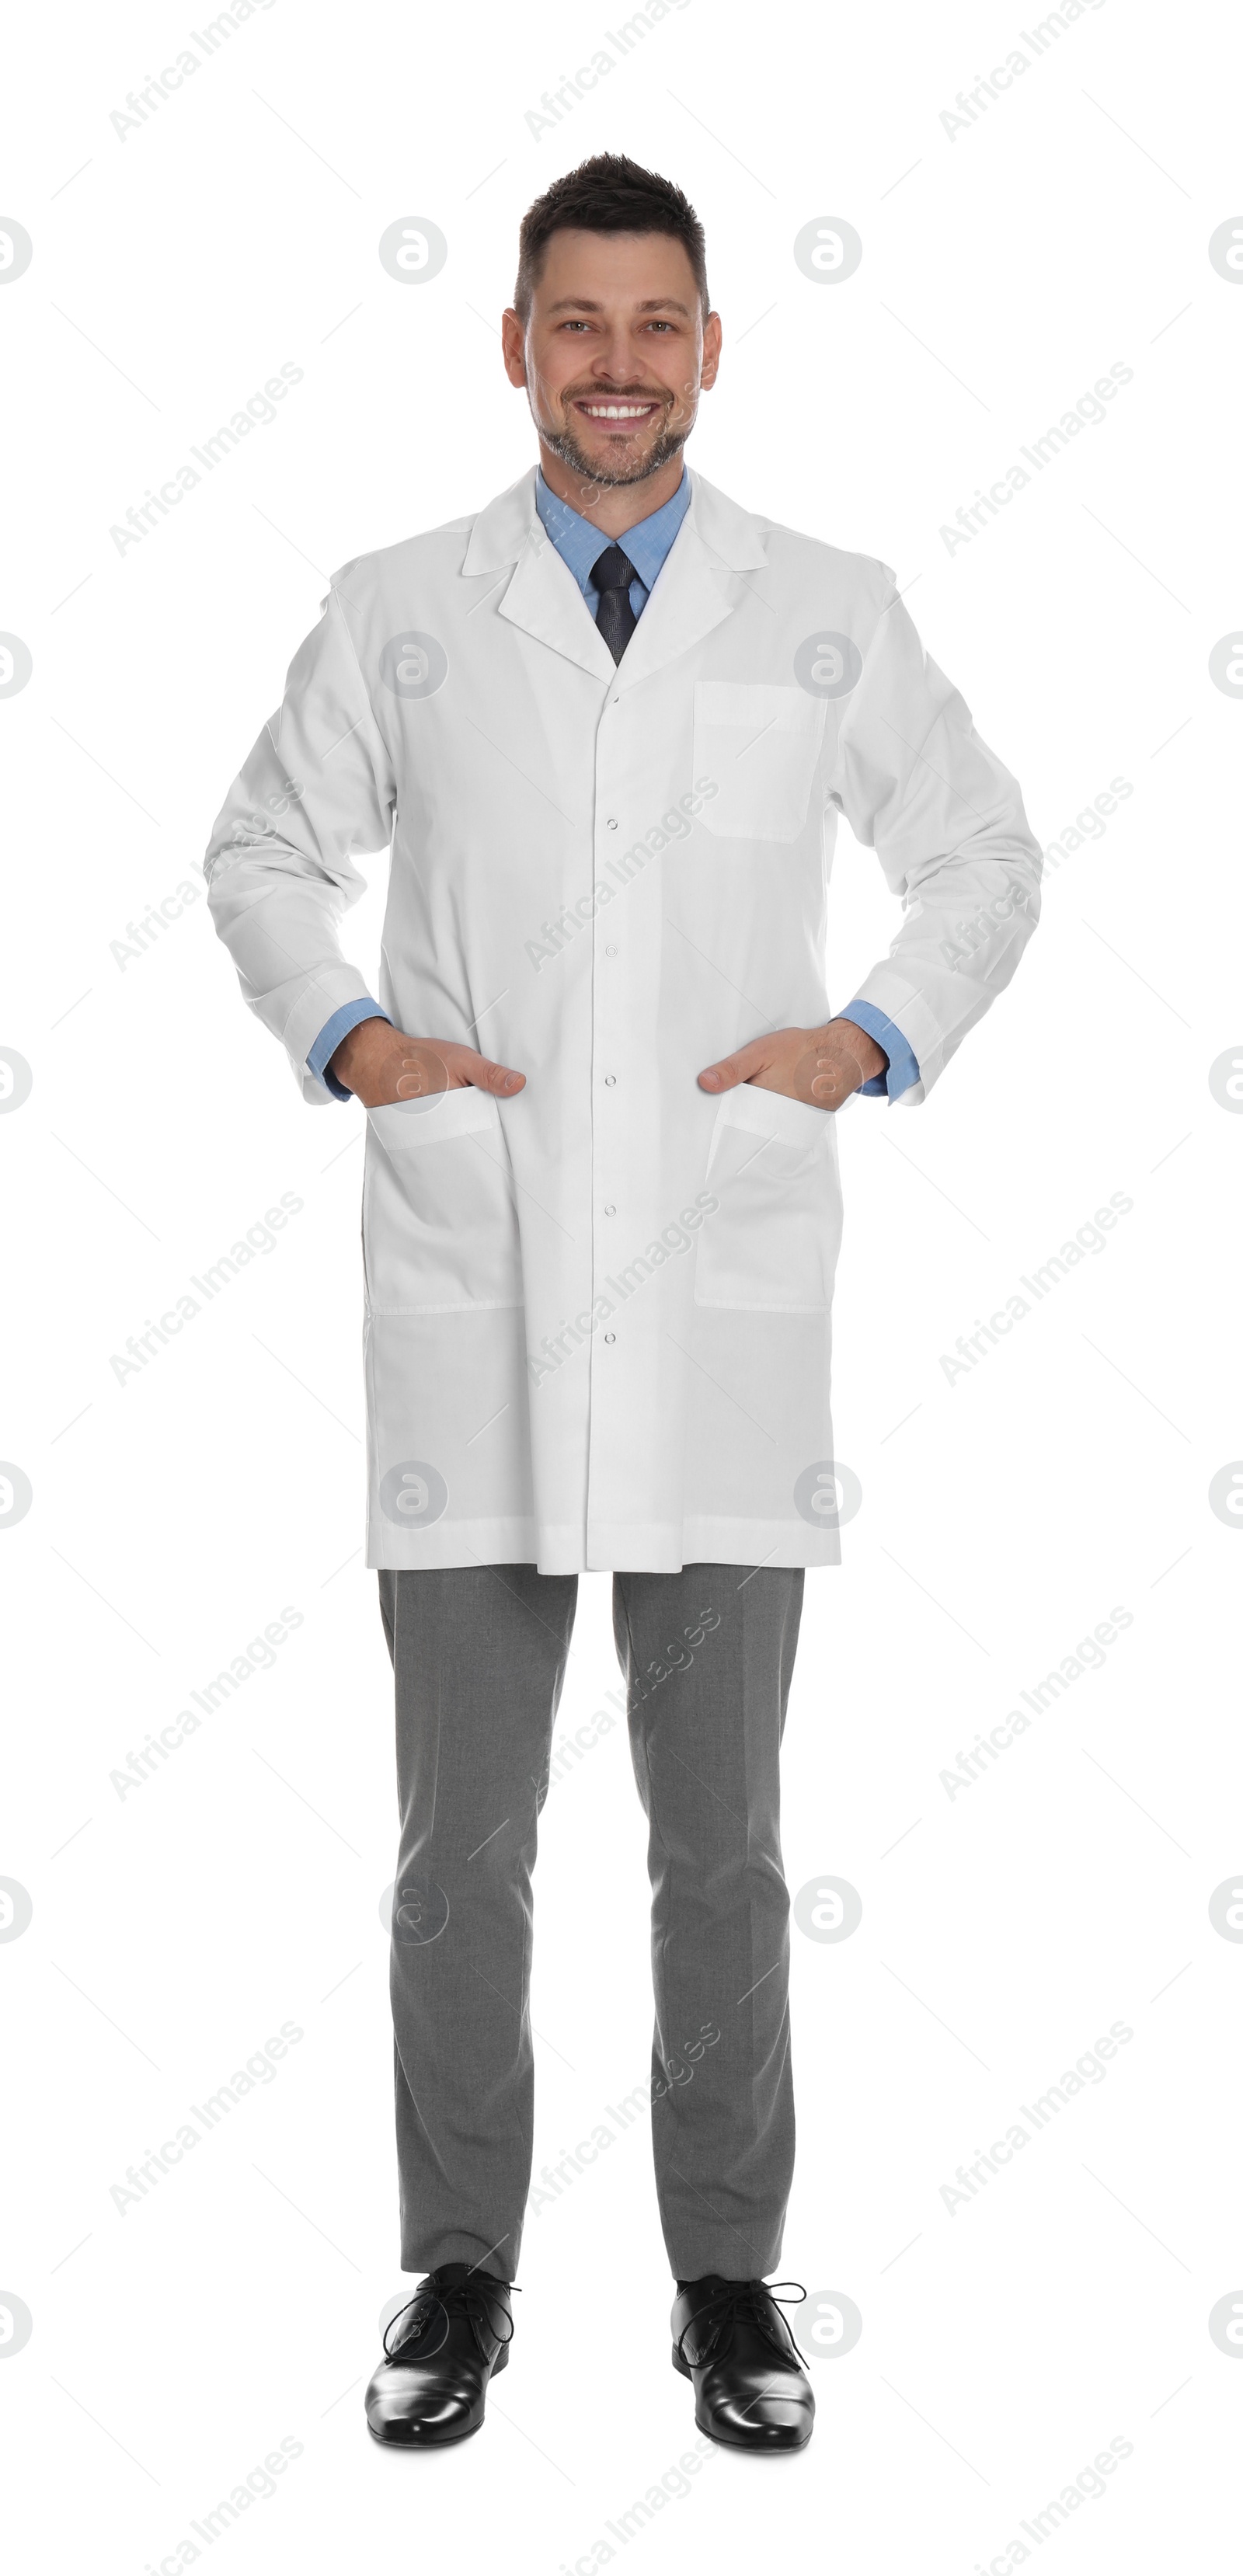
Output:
[698, 1019, 887, 1112]
[329, 1018, 526, 1109]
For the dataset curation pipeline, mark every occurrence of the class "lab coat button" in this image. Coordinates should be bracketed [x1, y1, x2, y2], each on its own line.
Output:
[604, 1203, 616, 1216]
[604, 1074, 616, 1086]
[606, 816, 618, 829]
[604, 1332, 616, 1345]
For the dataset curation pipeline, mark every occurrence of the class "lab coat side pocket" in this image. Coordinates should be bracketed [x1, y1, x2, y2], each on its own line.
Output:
[363, 1087, 524, 1314]
[694, 1084, 842, 1312]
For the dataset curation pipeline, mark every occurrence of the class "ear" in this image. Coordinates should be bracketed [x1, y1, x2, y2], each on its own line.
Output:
[500, 309, 528, 388]
[699, 312, 722, 392]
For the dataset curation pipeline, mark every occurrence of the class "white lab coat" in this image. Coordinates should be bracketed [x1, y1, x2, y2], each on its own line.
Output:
[204, 465, 1040, 1573]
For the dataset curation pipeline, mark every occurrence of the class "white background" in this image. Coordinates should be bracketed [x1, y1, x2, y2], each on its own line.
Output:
[2, 1, 1241, 2568]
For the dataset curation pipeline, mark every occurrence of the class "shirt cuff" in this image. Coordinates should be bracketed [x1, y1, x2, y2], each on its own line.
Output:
[307, 998, 391, 1101]
[835, 1000, 921, 1102]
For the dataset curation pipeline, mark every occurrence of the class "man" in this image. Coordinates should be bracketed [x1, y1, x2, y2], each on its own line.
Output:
[204, 152, 1041, 2455]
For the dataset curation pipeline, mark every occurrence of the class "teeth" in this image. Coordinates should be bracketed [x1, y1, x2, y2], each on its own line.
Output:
[581, 403, 653, 418]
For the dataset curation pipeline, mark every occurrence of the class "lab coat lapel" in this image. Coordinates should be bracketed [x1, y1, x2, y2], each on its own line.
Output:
[460, 465, 772, 690]
[614, 472, 771, 691]
[461, 467, 616, 685]
[498, 529, 618, 683]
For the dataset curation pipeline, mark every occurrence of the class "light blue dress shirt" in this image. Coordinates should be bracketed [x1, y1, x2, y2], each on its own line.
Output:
[534, 462, 693, 625]
[308, 469, 919, 1102]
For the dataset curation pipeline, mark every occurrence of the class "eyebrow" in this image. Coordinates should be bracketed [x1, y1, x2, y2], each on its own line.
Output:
[544, 295, 692, 317]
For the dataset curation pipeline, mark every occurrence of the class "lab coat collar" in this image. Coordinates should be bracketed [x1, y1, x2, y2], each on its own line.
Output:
[460, 464, 771, 688]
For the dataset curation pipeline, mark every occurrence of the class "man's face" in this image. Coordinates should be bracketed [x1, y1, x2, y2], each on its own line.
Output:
[503, 228, 721, 489]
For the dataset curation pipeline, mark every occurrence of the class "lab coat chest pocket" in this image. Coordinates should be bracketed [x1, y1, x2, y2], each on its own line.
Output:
[363, 1087, 523, 1313]
[695, 1086, 842, 1312]
[693, 682, 827, 841]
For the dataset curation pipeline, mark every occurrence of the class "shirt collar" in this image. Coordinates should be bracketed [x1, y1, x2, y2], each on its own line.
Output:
[534, 463, 692, 596]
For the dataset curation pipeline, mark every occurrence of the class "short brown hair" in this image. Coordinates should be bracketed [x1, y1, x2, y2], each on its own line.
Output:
[514, 152, 709, 324]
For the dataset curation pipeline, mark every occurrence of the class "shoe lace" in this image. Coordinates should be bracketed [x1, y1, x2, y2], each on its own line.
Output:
[383, 2267, 520, 2362]
[675, 2278, 810, 2372]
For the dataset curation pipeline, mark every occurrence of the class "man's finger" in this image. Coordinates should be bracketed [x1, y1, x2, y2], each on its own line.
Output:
[455, 1046, 526, 1096]
[698, 1042, 767, 1094]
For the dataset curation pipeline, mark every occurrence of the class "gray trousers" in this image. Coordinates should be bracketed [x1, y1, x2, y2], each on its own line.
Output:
[378, 1561, 803, 2284]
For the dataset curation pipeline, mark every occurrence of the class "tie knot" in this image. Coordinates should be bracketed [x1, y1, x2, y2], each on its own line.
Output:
[591, 544, 636, 594]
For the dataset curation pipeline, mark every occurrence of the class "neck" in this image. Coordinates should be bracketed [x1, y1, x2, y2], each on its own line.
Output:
[536, 443, 686, 538]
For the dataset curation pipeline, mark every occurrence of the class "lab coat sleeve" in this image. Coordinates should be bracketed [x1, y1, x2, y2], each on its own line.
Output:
[203, 574, 396, 1104]
[829, 569, 1043, 1103]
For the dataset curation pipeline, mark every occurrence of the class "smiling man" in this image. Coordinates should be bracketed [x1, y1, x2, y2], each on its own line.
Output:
[205, 153, 1041, 2455]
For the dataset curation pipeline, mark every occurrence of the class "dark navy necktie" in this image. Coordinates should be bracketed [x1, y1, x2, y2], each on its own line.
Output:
[591, 544, 638, 664]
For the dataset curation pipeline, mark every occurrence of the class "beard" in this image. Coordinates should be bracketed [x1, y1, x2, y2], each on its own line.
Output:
[541, 406, 691, 488]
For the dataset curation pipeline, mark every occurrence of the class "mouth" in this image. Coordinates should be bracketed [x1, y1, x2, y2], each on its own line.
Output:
[571, 398, 663, 427]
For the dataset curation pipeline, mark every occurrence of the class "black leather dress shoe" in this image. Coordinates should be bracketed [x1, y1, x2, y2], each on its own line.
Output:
[671, 2275, 814, 2451]
[365, 2261, 515, 2445]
